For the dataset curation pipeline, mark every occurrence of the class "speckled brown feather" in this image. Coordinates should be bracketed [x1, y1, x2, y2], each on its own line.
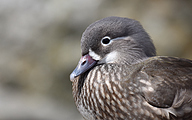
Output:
[72, 56, 192, 120]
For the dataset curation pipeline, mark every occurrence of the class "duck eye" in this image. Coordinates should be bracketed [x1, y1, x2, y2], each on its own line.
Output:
[101, 36, 111, 45]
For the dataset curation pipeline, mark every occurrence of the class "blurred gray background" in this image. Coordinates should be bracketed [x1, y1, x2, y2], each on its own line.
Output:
[0, 0, 192, 120]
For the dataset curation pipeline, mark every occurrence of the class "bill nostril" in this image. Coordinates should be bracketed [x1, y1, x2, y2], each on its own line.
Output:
[81, 60, 87, 66]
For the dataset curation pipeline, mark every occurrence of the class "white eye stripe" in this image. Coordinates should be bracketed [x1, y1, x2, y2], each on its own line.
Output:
[104, 51, 118, 63]
[101, 36, 111, 46]
[89, 49, 101, 60]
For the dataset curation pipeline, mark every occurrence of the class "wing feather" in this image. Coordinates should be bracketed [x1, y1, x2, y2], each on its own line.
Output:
[137, 56, 192, 119]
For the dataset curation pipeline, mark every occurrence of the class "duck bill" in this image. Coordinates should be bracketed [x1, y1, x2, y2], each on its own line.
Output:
[70, 54, 96, 81]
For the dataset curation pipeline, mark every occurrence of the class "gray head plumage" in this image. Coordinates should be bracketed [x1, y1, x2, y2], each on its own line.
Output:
[81, 16, 156, 65]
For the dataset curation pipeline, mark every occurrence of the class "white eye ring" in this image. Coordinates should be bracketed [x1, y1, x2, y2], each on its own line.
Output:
[101, 36, 111, 46]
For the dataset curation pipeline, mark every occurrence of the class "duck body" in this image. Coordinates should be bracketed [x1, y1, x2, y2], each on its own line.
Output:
[70, 16, 192, 120]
